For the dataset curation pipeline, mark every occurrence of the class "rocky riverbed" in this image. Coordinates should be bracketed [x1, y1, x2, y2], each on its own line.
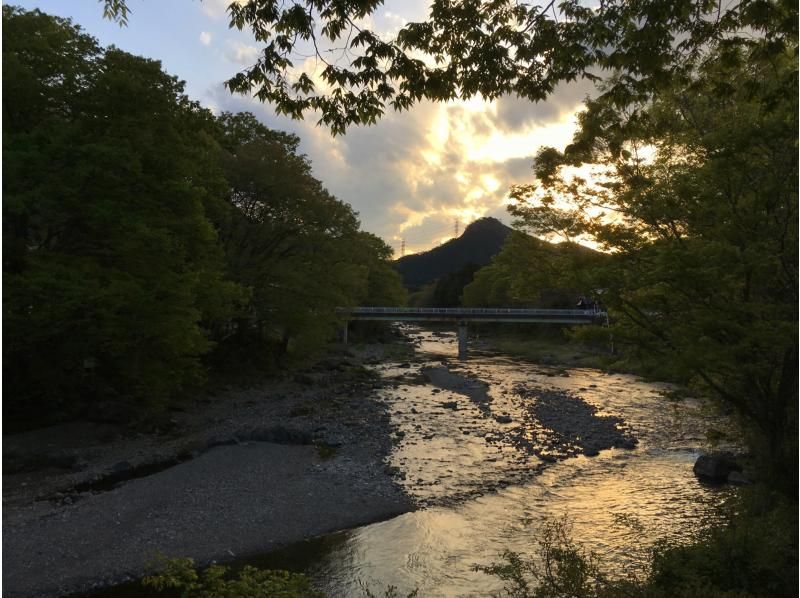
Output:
[3, 326, 733, 597]
[2, 346, 414, 597]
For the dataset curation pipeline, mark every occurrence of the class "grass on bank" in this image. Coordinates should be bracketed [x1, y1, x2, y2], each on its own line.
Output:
[471, 324, 613, 371]
[478, 487, 797, 598]
[142, 555, 418, 597]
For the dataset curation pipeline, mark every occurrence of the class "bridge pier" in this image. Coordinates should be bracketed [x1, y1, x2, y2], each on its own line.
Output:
[457, 321, 468, 359]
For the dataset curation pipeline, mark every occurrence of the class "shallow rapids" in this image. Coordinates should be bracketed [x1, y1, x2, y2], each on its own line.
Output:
[260, 325, 734, 596]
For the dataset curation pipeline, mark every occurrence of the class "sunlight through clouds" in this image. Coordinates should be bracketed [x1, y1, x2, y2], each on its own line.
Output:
[465, 117, 578, 164]
[196, 2, 596, 255]
[200, 3, 596, 256]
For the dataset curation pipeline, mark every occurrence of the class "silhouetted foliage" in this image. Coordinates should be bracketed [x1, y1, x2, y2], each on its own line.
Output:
[508, 37, 798, 494]
[3, 6, 245, 425]
[462, 232, 606, 309]
[428, 263, 480, 307]
[479, 502, 798, 597]
[2, 6, 405, 428]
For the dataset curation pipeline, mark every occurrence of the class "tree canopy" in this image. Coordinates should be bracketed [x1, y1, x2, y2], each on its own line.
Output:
[507, 33, 797, 491]
[99, 0, 797, 134]
[3, 5, 405, 427]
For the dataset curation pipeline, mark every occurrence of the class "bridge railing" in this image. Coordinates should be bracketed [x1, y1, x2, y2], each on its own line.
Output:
[340, 306, 606, 317]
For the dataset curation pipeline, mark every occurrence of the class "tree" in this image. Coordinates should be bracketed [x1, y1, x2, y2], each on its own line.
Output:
[212, 112, 405, 368]
[3, 7, 244, 424]
[508, 40, 797, 492]
[462, 232, 606, 308]
[347, 231, 408, 307]
[101, 1, 796, 134]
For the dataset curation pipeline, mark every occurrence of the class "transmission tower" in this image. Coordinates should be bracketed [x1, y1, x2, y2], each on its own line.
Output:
[454, 219, 460, 237]
[400, 238, 405, 257]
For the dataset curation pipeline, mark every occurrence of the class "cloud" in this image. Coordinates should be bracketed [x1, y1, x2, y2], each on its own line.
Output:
[205, 74, 590, 255]
[490, 79, 596, 133]
[224, 40, 259, 65]
[201, 0, 245, 19]
[199, 31, 212, 46]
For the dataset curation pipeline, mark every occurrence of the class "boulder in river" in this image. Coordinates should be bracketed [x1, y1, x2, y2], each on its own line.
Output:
[693, 451, 741, 482]
[583, 445, 600, 457]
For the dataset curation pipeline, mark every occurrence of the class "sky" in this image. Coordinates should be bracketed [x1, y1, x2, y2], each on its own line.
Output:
[15, 0, 596, 255]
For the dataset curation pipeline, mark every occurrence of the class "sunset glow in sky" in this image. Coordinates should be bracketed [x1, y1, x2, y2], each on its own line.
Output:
[18, 0, 597, 255]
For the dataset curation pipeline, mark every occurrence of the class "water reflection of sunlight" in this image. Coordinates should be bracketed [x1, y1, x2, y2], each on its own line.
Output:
[274, 326, 733, 596]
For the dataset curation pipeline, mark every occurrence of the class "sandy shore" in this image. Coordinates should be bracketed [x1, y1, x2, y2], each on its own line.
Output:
[2, 347, 414, 597]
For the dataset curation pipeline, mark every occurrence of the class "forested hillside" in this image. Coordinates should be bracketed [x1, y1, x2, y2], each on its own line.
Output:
[394, 217, 511, 290]
[462, 231, 607, 308]
[2, 6, 406, 430]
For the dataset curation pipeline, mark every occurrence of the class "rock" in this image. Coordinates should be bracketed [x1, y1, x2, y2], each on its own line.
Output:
[289, 405, 314, 417]
[49, 450, 80, 470]
[613, 437, 638, 450]
[87, 401, 139, 425]
[110, 460, 134, 475]
[583, 446, 600, 457]
[71, 459, 89, 472]
[398, 363, 411, 369]
[441, 401, 459, 410]
[319, 435, 344, 449]
[693, 452, 741, 482]
[247, 426, 312, 445]
[205, 436, 240, 449]
[5, 448, 82, 473]
[293, 373, 315, 385]
[383, 465, 401, 477]
[494, 414, 513, 424]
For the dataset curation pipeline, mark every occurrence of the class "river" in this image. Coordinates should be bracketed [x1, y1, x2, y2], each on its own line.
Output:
[251, 325, 734, 597]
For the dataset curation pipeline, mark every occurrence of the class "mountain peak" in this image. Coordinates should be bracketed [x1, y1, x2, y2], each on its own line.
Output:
[462, 216, 507, 235]
[394, 217, 512, 289]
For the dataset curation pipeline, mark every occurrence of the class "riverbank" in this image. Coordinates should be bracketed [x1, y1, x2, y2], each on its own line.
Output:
[2, 344, 415, 597]
[468, 326, 610, 370]
[471, 327, 681, 384]
[3, 325, 738, 597]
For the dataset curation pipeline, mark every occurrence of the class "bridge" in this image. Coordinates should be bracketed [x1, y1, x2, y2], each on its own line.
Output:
[340, 307, 608, 358]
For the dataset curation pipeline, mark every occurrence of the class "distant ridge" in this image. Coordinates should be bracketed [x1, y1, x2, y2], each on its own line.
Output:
[394, 217, 512, 289]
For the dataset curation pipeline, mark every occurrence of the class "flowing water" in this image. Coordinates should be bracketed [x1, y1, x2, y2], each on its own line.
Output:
[257, 325, 735, 597]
